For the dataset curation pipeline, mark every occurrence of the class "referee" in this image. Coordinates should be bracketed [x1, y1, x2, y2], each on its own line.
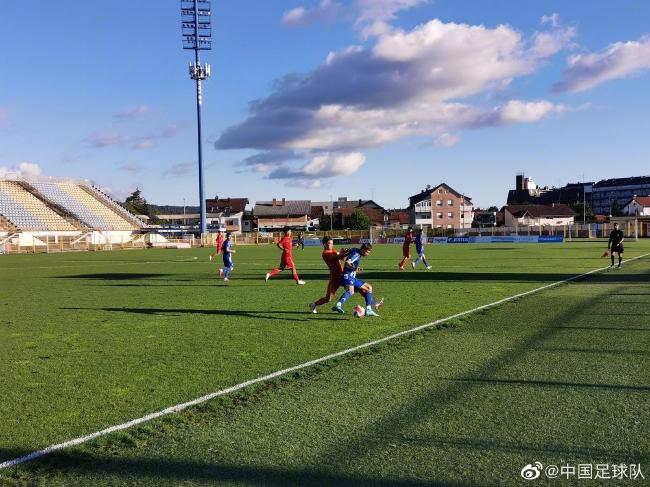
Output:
[608, 222, 625, 269]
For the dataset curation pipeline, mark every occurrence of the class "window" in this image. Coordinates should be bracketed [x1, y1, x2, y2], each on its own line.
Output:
[448, 199, 453, 206]
[447, 224, 453, 229]
[436, 224, 442, 228]
[436, 200, 443, 207]
[447, 212, 453, 219]
[437, 212, 443, 219]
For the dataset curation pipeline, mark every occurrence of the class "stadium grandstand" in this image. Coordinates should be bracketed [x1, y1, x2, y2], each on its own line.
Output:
[0, 176, 145, 251]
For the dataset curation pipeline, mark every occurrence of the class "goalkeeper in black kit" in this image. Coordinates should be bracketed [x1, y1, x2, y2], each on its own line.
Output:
[607, 222, 625, 269]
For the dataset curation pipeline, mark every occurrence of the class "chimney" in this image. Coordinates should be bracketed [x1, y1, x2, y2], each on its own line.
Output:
[358, 199, 362, 206]
[272, 198, 277, 206]
[516, 173, 525, 191]
[282, 198, 286, 206]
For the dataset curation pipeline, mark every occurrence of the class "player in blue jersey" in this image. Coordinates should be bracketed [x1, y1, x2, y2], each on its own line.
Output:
[411, 228, 432, 270]
[332, 243, 379, 317]
[218, 232, 236, 282]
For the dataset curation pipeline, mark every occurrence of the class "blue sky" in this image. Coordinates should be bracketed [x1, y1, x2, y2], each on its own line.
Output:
[1, 1, 649, 209]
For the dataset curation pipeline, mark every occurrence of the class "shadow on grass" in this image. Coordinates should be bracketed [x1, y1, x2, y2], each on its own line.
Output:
[532, 347, 650, 356]
[315, 281, 650, 468]
[0, 450, 449, 487]
[443, 377, 650, 392]
[53, 273, 173, 280]
[548, 326, 650, 332]
[62, 307, 345, 322]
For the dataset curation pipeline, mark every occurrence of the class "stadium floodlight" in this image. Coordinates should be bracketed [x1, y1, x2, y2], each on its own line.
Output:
[181, 0, 212, 236]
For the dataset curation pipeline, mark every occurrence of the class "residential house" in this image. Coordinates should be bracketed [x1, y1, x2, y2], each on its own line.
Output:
[622, 196, 650, 216]
[254, 199, 312, 231]
[387, 209, 410, 229]
[205, 197, 249, 233]
[408, 183, 473, 229]
[504, 204, 576, 227]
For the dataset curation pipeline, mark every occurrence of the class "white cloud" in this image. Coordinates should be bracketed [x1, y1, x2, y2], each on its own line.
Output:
[0, 162, 43, 179]
[85, 125, 181, 150]
[132, 139, 155, 150]
[282, 0, 427, 34]
[494, 100, 566, 123]
[85, 132, 130, 148]
[267, 152, 366, 188]
[354, 0, 429, 37]
[222, 17, 572, 184]
[554, 34, 650, 92]
[163, 161, 195, 177]
[292, 179, 323, 189]
[116, 105, 152, 120]
[282, 0, 344, 27]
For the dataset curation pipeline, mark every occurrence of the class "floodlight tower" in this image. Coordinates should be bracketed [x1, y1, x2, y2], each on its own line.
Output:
[181, 0, 212, 236]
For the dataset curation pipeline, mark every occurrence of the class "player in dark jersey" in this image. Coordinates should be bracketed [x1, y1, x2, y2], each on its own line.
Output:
[607, 222, 625, 269]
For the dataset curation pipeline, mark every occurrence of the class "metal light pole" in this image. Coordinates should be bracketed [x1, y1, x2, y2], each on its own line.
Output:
[181, 0, 212, 236]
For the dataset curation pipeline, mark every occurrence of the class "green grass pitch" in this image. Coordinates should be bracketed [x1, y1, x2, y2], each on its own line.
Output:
[1, 241, 649, 485]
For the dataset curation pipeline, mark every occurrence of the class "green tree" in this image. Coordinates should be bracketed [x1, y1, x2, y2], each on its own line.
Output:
[570, 201, 596, 222]
[124, 189, 150, 216]
[346, 210, 371, 230]
[610, 200, 624, 217]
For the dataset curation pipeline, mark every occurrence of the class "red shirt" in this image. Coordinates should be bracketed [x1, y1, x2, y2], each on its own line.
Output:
[404, 231, 413, 246]
[322, 249, 343, 278]
[215, 234, 224, 252]
[280, 235, 294, 257]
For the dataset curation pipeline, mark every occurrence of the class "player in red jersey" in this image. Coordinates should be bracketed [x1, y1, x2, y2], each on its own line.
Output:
[398, 226, 413, 270]
[209, 230, 224, 261]
[309, 236, 383, 313]
[265, 227, 305, 285]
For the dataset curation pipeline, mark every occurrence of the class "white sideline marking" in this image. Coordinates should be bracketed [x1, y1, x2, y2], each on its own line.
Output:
[2, 252, 649, 471]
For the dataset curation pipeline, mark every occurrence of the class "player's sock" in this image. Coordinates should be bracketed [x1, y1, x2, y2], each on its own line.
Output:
[610, 254, 615, 266]
[337, 291, 351, 306]
[314, 297, 329, 306]
[619, 256, 622, 267]
[292, 272, 300, 283]
[269, 268, 281, 277]
[224, 266, 232, 278]
[364, 291, 374, 307]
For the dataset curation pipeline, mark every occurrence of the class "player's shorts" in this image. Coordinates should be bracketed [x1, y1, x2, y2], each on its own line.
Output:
[611, 243, 624, 253]
[280, 256, 295, 269]
[223, 256, 233, 268]
[402, 245, 410, 258]
[416, 247, 424, 256]
[341, 276, 365, 289]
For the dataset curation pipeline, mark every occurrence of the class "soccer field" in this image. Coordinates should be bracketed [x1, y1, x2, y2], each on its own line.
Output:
[1, 241, 649, 485]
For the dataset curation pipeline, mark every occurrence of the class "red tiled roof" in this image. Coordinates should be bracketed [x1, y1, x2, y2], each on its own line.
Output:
[629, 196, 650, 207]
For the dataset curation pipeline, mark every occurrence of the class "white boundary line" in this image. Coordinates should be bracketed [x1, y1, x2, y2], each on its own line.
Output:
[2, 252, 649, 471]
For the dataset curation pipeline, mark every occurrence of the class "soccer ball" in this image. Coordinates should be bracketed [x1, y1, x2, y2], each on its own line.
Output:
[353, 305, 365, 318]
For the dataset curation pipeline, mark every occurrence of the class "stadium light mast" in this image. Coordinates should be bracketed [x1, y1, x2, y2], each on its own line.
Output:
[181, 0, 212, 236]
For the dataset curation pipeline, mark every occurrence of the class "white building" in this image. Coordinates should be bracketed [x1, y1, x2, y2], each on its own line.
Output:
[622, 196, 650, 216]
[505, 204, 576, 227]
